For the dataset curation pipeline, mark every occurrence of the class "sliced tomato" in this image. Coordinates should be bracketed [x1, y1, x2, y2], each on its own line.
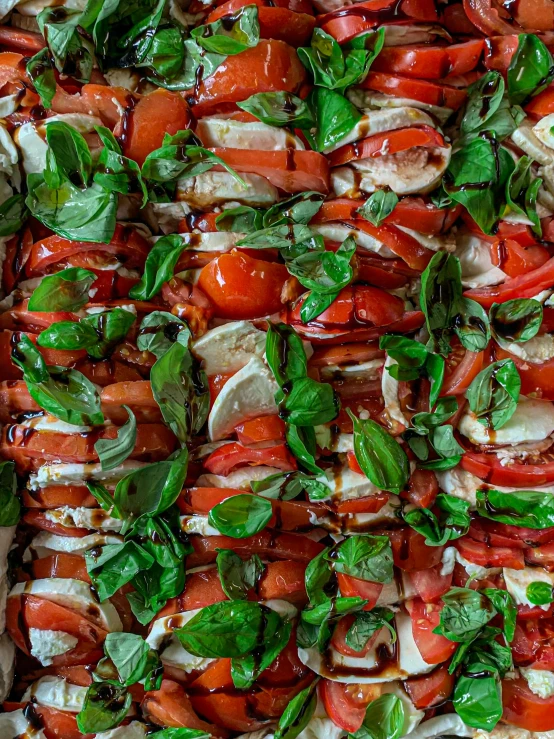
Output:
[157, 569, 227, 617]
[0, 26, 45, 52]
[526, 542, 554, 570]
[235, 415, 286, 444]
[351, 220, 436, 272]
[18, 553, 90, 583]
[187, 530, 325, 566]
[465, 256, 554, 308]
[483, 35, 519, 73]
[405, 664, 455, 709]
[388, 528, 444, 571]
[198, 250, 289, 319]
[502, 676, 554, 731]
[526, 82, 554, 118]
[408, 565, 453, 602]
[289, 310, 425, 345]
[22, 510, 90, 538]
[330, 614, 382, 659]
[371, 39, 484, 79]
[190, 692, 267, 732]
[142, 680, 228, 737]
[490, 238, 550, 279]
[291, 285, 405, 328]
[258, 560, 307, 604]
[455, 536, 525, 570]
[361, 71, 466, 110]
[184, 39, 306, 117]
[320, 679, 367, 733]
[189, 659, 234, 692]
[258, 628, 309, 687]
[405, 599, 457, 664]
[337, 572, 383, 610]
[441, 341, 484, 396]
[30, 705, 88, 739]
[334, 490, 391, 515]
[403, 469, 439, 508]
[461, 449, 554, 488]
[206, 0, 315, 45]
[328, 126, 446, 168]
[203, 442, 297, 476]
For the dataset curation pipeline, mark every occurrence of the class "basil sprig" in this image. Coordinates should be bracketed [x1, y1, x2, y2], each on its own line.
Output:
[216, 549, 265, 600]
[136, 311, 189, 359]
[526, 581, 554, 605]
[37, 308, 135, 359]
[507, 33, 554, 105]
[0, 462, 20, 526]
[466, 359, 520, 430]
[26, 48, 56, 109]
[350, 694, 405, 739]
[490, 298, 543, 343]
[347, 409, 409, 494]
[344, 608, 396, 653]
[330, 534, 393, 583]
[459, 71, 524, 146]
[380, 335, 444, 406]
[402, 493, 470, 546]
[403, 396, 463, 470]
[238, 91, 315, 129]
[476, 489, 554, 529]
[129, 234, 187, 301]
[222, 191, 324, 234]
[504, 155, 542, 235]
[0, 194, 28, 237]
[28, 267, 97, 312]
[77, 682, 131, 734]
[95, 406, 137, 471]
[274, 679, 319, 739]
[11, 335, 104, 426]
[357, 189, 399, 227]
[251, 471, 330, 502]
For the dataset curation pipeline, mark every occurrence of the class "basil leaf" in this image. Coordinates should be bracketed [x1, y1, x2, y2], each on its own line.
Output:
[481, 588, 516, 642]
[330, 535, 393, 583]
[153, 731, 211, 739]
[526, 581, 553, 605]
[76, 682, 131, 733]
[490, 298, 542, 342]
[0, 194, 28, 237]
[38, 6, 94, 83]
[208, 494, 272, 538]
[237, 223, 323, 258]
[103, 632, 160, 686]
[266, 323, 308, 388]
[299, 291, 336, 323]
[381, 335, 445, 405]
[351, 694, 405, 739]
[466, 359, 520, 430]
[274, 680, 318, 739]
[26, 48, 56, 109]
[304, 547, 333, 606]
[287, 236, 356, 295]
[459, 71, 523, 145]
[303, 86, 361, 153]
[215, 205, 263, 233]
[86, 541, 155, 602]
[504, 155, 543, 236]
[238, 91, 314, 128]
[81, 308, 136, 360]
[347, 409, 409, 494]
[37, 321, 98, 351]
[28, 267, 97, 311]
[0, 461, 19, 526]
[508, 33, 554, 105]
[87, 480, 120, 517]
[94, 126, 147, 204]
[476, 488, 554, 529]
[44, 121, 92, 189]
[216, 549, 265, 600]
[150, 337, 209, 445]
[136, 311, 189, 359]
[129, 234, 186, 300]
[357, 189, 398, 226]
[345, 609, 395, 653]
[251, 470, 329, 501]
[141, 24, 187, 81]
[453, 665, 502, 731]
[285, 423, 322, 475]
[191, 5, 259, 55]
[455, 297, 491, 353]
[95, 406, 137, 471]
[263, 191, 324, 227]
[231, 611, 291, 689]
[279, 376, 339, 426]
[436, 588, 496, 642]
[403, 493, 470, 546]
[176, 600, 265, 657]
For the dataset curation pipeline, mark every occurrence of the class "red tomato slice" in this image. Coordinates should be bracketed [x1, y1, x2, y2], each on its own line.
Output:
[526, 82, 554, 118]
[0, 26, 45, 53]
[388, 528, 444, 571]
[184, 39, 306, 117]
[334, 491, 391, 515]
[18, 553, 90, 583]
[525, 542, 554, 570]
[503, 676, 554, 731]
[319, 5, 436, 43]
[22, 510, 90, 538]
[157, 569, 227, 617]
[348, 220, 435, 271]
[258, 560, 307, 604]
[198, 250, 289, 319]
[320, 679, 367, 733]
[206, 0, 315, 46]
[189, 659, 234, 692]
[408, 565, 453, 602]
[337, 572, 383, 610]
[405, 664, 455, 709]
[465, 256, 554, 308]
[31, 705, 89, 739]
[360, 71, 466, 110]
[190, 691, 267, 732]
[403, 469, 439, 508]
[490, 238, 550, 279]
[484, 35, 519, 73]
[203, 442, 297, 475]
[187, 531, 325, 566]
[441, 341, 484, 396]
[455, 536, 525, 570]
[328, 127, 446, 168]
[142, 680, 228, 737]
[461, 449, 554, 488]
[405, 599, 457, 664]
[371, 39, 484, 79]
[330, 614, 382, 658]
[291, 285, 405, 328]
[235, 415, 286, 444]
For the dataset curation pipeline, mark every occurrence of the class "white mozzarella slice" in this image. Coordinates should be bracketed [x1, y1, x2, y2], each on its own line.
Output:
[512, 121, 554, 166]
[338, 500, 399, 532]
[177, 171, 279, 208]
[44, 506, 123, 532]
[145, 201, 191, 234]
[397, 225, 456, 253]
[8, 0, 86, 15]
[323, 107, 435, 154]
[197, 117, 304, 151]
[347, 88, 453, 125]
[382, 356, 409, 429]
[376, 579, 400, 607]
[504, 567, 554, 610]
[96, 723, 148, 739]
[438, 465, 554, 507]
[208, 356, 279, 441]
[455, 231, 506, 288]
[496, 334, 554, 364]
[196, 465, 284, 489]
[404, 714, 473, 739]
[0, 633, 15, 702]
[317, 464, 378, 502]
[24, 531, 123, 560]
[23, 675, 87, 713]
[320, 359, 384, 382]
[0, 126, 18, 177]
[14, 114, 102, 174]
[0, 708, 47, 739]
[19, 414, 91, 434]
[147, 608, 216, 673]
[9, 578, 123, 632]
[0, 93, 21, 119]
[310, 223, 395, 257]
[382, 23, 447, 46]
[458, 398, 554, 446]
[29, 628, 78, 666]
[521, 667, 554, 698]
[193, 321, 267, 376]
[395, 610, 435, 677]
[103, 68, 140, 91]
[29, 460, 146, 489]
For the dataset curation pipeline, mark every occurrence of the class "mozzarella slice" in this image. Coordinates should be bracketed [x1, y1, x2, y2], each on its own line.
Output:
[177, 171, 279, 208]
[438, 465, 554, 507]
[310, 223, 395, 257]
[196, 465, 284, 489]
[23, 532, 123, 560]
[145, 201, 191, 235]
[348, 88, 453, 125]
[0, 709, 47, 739]
[521, 667, 554, 699]
[382, 356, 409, 429]
[44, 506, 122, 532]
[181, 515, 221, 537]
[0, 633, 15, 703]
[0, 125, 18, 177]
[9, 579, 123, 632]
[19, 414, 91, 434]
[193, 321, 267, 376]
[512, 121, 554, 166]
[458, 398, 554, 446]
[504, 567, 554, 610]
[208, 356, 279, 441]
[29, 460, 146, 489]
[403, 714, 473, 739]
[29, 628, 78, 666]
[96, 724, 148, 739]
[147, 608, 216, 673]
[197, 117, 304, 151]
[496, 334, 554, 364]
[395, 609, 435, 677]
[455, 231, 506, 288]
[23, 676, 87, 713]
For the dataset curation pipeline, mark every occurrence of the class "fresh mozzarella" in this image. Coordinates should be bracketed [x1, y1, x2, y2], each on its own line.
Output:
[14, 114, 102, 174]
[180, 515, 221, 537]
[23, 675, 87, 713]
[496, 334, 554, 364]
[382, 23, 448, 46]
[44, 506, 123, 532]
[145, 201, 192, 234]
[197, 117, 304, 150]
[19, 414, 91, 434]
[6, 0, 86, 16]
[512, 121, 554, 166]
[147, 608, 216, 673]
[404, 714, 473, 739]
[455, 231, 506, 288]
[440, 547, 457, 576]
[310, 223, 396, 257]
[395, 610, 435, 677]
[504, 567, 554, 610]
[441, 546, 501, 580]
[0, 125, 18, 177]
[193, 321, 267, 376]
[0, 92, 21, 119]
[438, 465, 554, 506]
[397, 225, 456, 253]
[320, 359, 384, 382]
[348, 88, 453, 125]
[9, 579, 123, 631]
[0, 708, 47, 739]
[196, 465, 284, 489]
[322, 107, 436, 154]
[177, 171, 279, 208]
[382, 356, 409, 429]
[103, 68, 140, 92]
[96, 724, 148, 739]
[208, 356, 279, 441]
[376, 579, 401, 607]
[317, 464, 378, 502]
[0, 633, 15, 702]
[29, 460, 146, 489]
[458, 398, 554, 446]
[23, 532, 123, 560]
[29, 628, 78, 666]
[521, 667, 554, 699]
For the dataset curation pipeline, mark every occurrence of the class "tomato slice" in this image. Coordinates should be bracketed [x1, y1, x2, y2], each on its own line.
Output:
[441, 341, 484, 396]
[502, 676, 554, 731]
[408, 565, 453, 602]
[235, 415, 286, 444]
[328, 126, 446, 168]
[142, 680, 228, 736]
[190, 691, 268, 732]
[203, 442, 297, 476]
[360, 72, 466, 110]
[388, 528, 444, 571]
[330, 614, 383, 658]
[465, 256, 554, 308]
[405, 664, 455, 709]
[371, 40, 484, 79]
[526, 82, 554, 118]
[403, 469, 439, 508]
[455, 536, 525, 570]
[337, 573, 383, 610]
[495, 344, 554, 401]
[405, 599, 457, 664]
[188, 531, 325, 566]
[258, 560, 307, 604]
[461, 449, 554, 488]
[206, 0, 315, 46]
[490, 238, 550, 278]
[291, 285, 405, 328]
[18, 553, 90, 583]
[320, 679, 367, 733]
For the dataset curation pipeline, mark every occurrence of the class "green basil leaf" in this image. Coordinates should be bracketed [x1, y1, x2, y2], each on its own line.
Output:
[431, 425, 464, 461]
[215, 205, 263, 233]
[329, 535, 393, 583]
[153, 730, 211, 739]
[103, 632, 159, 686]
[508, 33, 554, 105]
[455, 297, 491, 353]
[279, 376, 339, 426]
[481, 588, 517, 642]
[453, 667, 502, 731]
[0, 194, 28, 237]
[76, 682, 131, 733]
[287, 236, 356, 295]
[420, 252, 463, 355]
[81, 308, 136, 360]
[237, 223, 323, 258]
[44, 121, 92, 189]
[28, 267, 97, 311]
[490, 298, 543, 342]
[265, 322, 308, 388]
[304, 547, 333, 605]
[216, 549, 265, 600]
[347, 409, 409, 494]
[403, 493, 470, 546]
[284, 424, 322, 475]
[476, 488, 554, 529]
[344, 608, 395, 653]
[38, 6, 94, 83]
[231, 612, 290, 689]
[142, 24, 187, 81]
[95, 406, 137, 471]
[410, 396, 458, 434]
[94, 126, 147, 204]
[208, 494, 272, 538]
[263, 191, 324, 227]
[86, 541, 155, 601]
[86, 480, 120, 516]
[357, 189, 398, 226]
[466, 358, 520, 430]
[251, 470, 329, 501]
[303, 86, 361, 152]
[299, 291, 337, 324]
[526, 581, 554, 606]
[175, 600, 265, 657]
[238, 91, 314, 128]
[0, 461, 19, 526]
[461, 71, 505, 137]
[436, 588, 496, 642]
[191, 4, 259, 55]
[26, 48, 56, 109]
[136, 311, 189, 359]
[129, 234, 186, 300]
[150, 337, 209, 445]
[274, 680, 319, 739]
[351, 694, 405, 739]
[37, 321, 98, 351]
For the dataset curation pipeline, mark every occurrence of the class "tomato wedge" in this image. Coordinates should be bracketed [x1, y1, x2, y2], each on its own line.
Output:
[461, 449, 554, 488]
[405, 599, 457, 664]
[502, 676, 554, 731]
[142, 680, 228, 737]
[405, 664, 455, 709]
[320, 679, 367, 733]
[337, 572, 384, 610]
[495, 344, 554, 401]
